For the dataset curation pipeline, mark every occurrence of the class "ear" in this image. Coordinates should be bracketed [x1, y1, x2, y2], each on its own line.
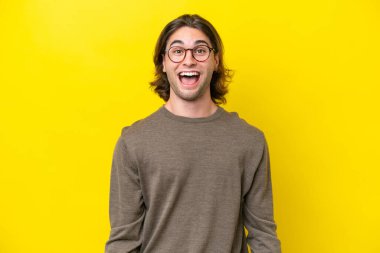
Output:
[162, 54, 166, 73]
[214, 53, 219, 71]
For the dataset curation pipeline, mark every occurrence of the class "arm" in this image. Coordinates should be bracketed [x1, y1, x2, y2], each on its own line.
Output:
[105, 131, 145, 253]
[243, 136, 281, 253]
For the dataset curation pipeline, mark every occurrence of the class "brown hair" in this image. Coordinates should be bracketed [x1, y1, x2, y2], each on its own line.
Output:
[150, 14, 233, 104]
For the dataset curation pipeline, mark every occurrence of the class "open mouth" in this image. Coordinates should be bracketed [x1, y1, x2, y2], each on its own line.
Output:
[178, 71, 200, 86]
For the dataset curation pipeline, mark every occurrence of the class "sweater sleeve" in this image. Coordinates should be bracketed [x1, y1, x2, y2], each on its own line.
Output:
[105, 132, 145, 253]
[243, 135, 281, 253]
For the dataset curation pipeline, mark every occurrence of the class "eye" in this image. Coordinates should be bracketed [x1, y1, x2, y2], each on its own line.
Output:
[170, 47, 184, 55]
[194, 46, 207, 55]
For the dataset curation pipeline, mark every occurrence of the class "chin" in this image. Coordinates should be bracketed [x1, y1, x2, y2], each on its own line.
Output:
[177, 87, 209, 101]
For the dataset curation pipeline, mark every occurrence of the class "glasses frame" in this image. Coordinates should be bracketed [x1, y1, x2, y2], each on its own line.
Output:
[166, 45, 215, 63]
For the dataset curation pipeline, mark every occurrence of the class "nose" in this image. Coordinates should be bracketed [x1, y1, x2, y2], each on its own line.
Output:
[182, 49, 197, 66]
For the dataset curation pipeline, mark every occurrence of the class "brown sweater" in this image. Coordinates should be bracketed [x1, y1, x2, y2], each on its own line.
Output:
[105, 106, 281, 253]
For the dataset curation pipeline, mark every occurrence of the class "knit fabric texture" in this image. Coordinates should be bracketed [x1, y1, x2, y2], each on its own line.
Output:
[105, 106, 281, 253]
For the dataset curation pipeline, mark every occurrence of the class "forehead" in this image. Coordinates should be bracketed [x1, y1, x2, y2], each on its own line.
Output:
[166, 26, 212, 47]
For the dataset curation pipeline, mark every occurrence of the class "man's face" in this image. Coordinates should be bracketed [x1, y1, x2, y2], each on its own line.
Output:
[162, 26, 219, 102]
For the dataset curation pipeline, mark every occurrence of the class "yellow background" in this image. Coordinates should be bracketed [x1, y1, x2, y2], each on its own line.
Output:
[1, 0, 379, 252]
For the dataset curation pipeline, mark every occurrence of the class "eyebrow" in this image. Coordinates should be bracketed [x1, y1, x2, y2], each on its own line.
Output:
[169, 39, 210, 47]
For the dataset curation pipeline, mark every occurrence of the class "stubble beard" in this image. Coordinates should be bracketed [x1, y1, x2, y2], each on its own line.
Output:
[169, 79, 211, 102]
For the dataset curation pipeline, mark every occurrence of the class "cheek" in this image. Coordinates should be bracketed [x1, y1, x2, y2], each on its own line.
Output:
[166, 69, 178, 83]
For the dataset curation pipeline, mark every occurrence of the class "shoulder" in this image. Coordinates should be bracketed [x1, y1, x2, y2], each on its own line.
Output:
[119, 107, 163, 142]
[222, 109, 266, 146]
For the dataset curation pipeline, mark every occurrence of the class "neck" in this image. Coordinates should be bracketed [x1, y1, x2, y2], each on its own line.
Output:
[165, 93, 218, 118]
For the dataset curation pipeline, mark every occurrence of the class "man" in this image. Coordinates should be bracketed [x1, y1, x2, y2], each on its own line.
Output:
[105, 14, 281, 253]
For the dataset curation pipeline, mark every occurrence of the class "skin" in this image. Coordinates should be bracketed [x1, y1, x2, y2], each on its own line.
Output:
[162, 26, 219, 118]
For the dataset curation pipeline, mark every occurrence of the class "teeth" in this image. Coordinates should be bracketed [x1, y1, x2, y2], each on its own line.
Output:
[179, 72, 200, 77]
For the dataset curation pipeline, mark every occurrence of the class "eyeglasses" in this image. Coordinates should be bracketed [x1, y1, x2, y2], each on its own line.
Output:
[166, 45, 215, 63]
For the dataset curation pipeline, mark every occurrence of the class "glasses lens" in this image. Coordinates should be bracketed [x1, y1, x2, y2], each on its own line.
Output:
[168, 47, 185, 62]
[192, 46, 210, 62]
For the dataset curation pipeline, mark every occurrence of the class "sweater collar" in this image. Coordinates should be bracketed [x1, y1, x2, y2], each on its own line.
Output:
[159, 105, 225, 123]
